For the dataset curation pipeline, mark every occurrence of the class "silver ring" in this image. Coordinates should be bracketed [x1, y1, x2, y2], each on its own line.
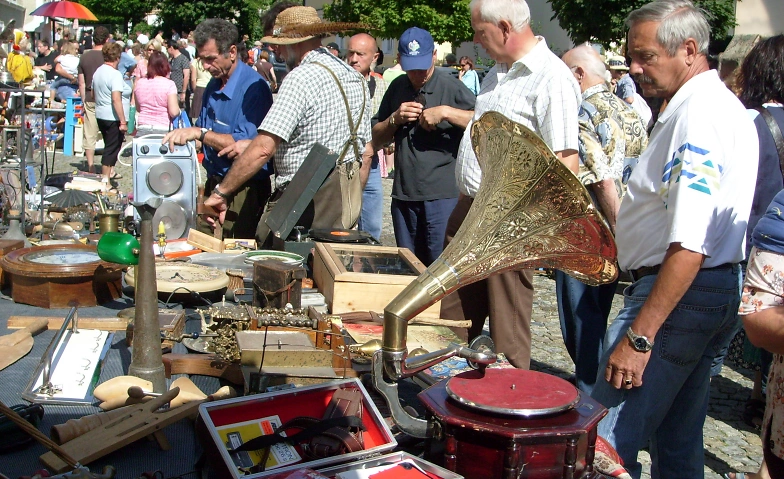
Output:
[625, 379, 632, 385]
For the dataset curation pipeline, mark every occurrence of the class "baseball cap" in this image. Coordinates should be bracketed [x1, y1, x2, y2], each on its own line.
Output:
[398, 27, 434, 71]
[326, 42, 340, 51]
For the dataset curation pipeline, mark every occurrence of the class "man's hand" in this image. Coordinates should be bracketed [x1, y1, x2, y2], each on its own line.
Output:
[119, 122, 128, 134]
[162, 126, 200, 152]
[604, 337, 650, 389]
[218, 139, 252, 160]
[203, 193, 229, 225]
[396, 101, 424, 124]
[419, 106, 446, 131]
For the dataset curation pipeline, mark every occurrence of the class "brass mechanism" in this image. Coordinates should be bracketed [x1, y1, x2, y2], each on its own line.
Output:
[374, 111, 619, 437]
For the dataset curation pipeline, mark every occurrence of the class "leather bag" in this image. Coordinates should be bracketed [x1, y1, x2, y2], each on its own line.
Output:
[310, 63, 367, 230]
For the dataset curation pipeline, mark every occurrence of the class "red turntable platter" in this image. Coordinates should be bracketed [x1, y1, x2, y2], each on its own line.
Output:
[445, 368, 580, 417]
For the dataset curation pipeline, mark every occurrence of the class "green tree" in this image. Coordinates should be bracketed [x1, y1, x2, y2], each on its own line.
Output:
[154, 0, 273, 39]
[547, 0, 736, 50]
[79, 0, 154, 34]
[324, 0, 473, 44]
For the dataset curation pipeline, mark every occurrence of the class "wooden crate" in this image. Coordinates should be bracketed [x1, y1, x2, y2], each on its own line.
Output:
[312, 243, 441, 318]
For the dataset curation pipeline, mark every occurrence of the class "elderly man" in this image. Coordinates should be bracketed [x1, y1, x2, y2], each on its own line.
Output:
[201, 6, 372, 240]
[162, 19, 273, 239]
[372, 27, 475, 265]
[347, 33, 387, 241]
[558, 44, 648, 395]
[589, 1, 758, 476]
[439, 0, 580, 369]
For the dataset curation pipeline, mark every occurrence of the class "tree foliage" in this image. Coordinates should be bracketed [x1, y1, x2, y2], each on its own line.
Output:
[79, 0, 154, 33]
[547, 0, 736, 50]
[324, 0, 473, 44]
[155, 0, 271, 39]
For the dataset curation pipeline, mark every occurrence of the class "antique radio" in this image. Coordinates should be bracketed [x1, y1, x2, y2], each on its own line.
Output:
[132, 135, 198, 239]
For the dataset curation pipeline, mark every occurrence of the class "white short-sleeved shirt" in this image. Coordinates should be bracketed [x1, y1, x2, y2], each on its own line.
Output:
[92, 64, 131, 121]
[616, 70, 759, 271]
[455, 37, 581, 197]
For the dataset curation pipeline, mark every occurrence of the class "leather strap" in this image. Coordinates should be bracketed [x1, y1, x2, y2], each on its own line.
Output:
[312, 62, 367, 171]
[755, 106, 784, 177]
[232, 415, 364, 452]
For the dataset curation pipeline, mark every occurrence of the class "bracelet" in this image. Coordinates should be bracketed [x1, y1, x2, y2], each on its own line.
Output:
[212, 184, 231, 200]
[389, 114, 396, 127]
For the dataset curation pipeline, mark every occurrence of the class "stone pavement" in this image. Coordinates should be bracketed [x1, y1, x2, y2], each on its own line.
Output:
[46, 149, 760, 478]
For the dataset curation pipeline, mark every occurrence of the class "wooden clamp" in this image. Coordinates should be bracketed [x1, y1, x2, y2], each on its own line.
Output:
[40, 387, 198, 473]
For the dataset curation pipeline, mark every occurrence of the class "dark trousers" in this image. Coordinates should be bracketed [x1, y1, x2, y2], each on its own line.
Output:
[439, 195, 534, 369]
[555, 270, 618, 394]
[96, 118, 122, 167]
[200, 175, 271, 239]
[391, 197, 457, 266]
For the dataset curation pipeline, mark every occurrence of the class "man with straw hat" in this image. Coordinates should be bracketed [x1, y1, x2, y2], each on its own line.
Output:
[203, 6, 373, 242]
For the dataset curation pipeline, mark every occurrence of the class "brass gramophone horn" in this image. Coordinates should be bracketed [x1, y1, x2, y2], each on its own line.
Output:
[373, 111, 618, 437]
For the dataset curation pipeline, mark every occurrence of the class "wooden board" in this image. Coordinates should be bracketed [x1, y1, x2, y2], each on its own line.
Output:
[313, 243, 440, 318]
[187, 229, 223, 253]
[7, 316, 127, 331]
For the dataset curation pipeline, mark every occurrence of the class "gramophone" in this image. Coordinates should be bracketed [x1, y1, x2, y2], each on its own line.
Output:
[373, 112, 618, 479]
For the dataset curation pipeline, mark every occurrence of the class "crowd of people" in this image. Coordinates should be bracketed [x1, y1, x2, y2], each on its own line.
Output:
[5, 0, 784, 476]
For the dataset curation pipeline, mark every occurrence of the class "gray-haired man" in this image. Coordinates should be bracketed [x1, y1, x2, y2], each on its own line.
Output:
[589, 1, 758, 476]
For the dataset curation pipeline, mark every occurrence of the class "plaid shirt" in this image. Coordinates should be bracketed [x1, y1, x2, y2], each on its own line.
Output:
[261, 48, 371, 188]
[455, 37, 581, 197]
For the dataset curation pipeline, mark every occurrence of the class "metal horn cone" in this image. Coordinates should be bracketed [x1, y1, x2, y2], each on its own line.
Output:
[384, 111, 618, 354]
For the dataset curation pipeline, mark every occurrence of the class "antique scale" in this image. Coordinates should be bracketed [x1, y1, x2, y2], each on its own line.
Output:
[373, 112, 619, 479]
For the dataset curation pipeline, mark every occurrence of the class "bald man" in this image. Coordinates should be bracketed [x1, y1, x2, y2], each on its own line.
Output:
[347, 33, 387, 240]
[557, 43, 648, 394]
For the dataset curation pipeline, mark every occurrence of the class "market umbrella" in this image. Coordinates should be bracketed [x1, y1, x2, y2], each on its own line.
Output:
[30, 1, 98, 22]
[45, 189, 97, 208]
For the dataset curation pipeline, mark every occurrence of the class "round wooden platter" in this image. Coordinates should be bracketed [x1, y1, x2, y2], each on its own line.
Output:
[1, 244, 123, 308]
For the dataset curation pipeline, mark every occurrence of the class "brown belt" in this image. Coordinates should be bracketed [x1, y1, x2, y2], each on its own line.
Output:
[628, 263, 735, 282]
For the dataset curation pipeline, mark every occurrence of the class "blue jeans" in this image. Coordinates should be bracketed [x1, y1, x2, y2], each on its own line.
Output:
[555, 270, 617, 395]
[591, 265, 741, 479]
[358, 158, 382, 241]
[391, 197, 458, 266]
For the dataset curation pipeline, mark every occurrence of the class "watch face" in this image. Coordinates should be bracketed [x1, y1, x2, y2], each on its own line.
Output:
[25, 250, 101, 265]
[634, 337, 650, 351]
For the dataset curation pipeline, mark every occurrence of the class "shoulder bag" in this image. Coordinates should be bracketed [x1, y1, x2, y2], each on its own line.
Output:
[755, 106, 784, 175]
[310, 63, 367, 230]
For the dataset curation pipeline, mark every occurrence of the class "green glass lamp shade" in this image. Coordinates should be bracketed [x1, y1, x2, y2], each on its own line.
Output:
[97, 232, 140, 265]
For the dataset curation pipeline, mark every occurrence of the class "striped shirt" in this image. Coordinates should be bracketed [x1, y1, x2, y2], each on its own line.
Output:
[260, 48, 371, 188]
[455, 37, 581, 197]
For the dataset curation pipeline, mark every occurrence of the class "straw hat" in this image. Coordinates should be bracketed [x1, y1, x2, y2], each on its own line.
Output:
[261, 6, 368, 45]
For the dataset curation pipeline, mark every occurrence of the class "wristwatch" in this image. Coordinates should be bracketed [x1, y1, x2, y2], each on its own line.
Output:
[199, 127, 209, 143]
[212, 184, 231, 200]
[389, 114, 396, 127]
[626, 327, 654, 352]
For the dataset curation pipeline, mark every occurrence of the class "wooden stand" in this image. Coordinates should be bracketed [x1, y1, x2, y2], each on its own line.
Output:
[419, 374, 606, 479]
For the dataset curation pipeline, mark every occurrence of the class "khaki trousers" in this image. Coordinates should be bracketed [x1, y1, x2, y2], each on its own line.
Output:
[439, 195, 534, 369]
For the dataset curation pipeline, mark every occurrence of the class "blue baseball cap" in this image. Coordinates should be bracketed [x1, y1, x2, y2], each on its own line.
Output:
[398, 27, 434, 71]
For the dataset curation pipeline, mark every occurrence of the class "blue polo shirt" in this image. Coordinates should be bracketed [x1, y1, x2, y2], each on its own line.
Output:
[199, 61, 273, 179]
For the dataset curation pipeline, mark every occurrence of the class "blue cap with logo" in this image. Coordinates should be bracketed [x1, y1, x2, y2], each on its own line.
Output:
[398, 27, 434, 71]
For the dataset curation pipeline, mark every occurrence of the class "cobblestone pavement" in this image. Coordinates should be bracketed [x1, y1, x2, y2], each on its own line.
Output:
[52, 150, 760, 478]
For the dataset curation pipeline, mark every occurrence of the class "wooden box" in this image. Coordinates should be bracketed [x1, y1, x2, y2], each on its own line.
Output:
[253, 259, 307, 309]
[312, 243, 440, 318]
[197, 379, 396, 478]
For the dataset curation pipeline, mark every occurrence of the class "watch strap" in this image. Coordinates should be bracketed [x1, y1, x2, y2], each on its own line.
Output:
[212, 185, 231, 200]
[199, 128, 208, 143]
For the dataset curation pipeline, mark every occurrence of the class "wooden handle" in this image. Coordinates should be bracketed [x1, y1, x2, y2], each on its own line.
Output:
[0, 318, 48, 348]
[23, 318, 49, 336]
